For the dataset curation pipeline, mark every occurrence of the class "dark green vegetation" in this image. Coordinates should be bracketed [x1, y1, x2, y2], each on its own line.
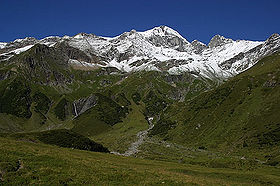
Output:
[149, 119, 176, 137]
[54, 97, 70, 120]
[32, 92, 51, 115]
[0, 44, 280, 184]
[72, 93, 128, 136]
[0, 78, 31, 118]
[143, 90, 167, 116]
[0, 129, 109, 153]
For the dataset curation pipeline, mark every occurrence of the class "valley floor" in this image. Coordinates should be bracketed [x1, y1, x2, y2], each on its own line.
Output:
[0, 137, 279, 185]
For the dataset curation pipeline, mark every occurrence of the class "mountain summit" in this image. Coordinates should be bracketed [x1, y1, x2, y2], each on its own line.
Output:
[208, 35, 233, 48]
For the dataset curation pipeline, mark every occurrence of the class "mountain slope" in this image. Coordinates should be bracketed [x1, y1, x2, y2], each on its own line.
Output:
[0, 27, 280, 159]
[150, 52, 280, 158]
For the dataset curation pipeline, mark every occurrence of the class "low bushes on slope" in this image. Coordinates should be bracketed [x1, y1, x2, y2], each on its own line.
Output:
[0, 78, 32, 118]
[1, 129, 109, 153]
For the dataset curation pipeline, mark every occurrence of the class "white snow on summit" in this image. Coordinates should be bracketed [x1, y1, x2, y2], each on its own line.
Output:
[140, 26, 189, 43]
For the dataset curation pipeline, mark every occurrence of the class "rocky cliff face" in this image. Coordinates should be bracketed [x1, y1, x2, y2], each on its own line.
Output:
[8, 44, 73, 86]
[208, 35, 233, 48]
[191, 40, 207, 54]
[73, 95, 98, 117]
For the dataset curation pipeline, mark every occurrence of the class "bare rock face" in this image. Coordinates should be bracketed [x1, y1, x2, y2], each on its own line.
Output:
[11, 44, 72, 86]
[55, 42, 93, 63]
[260, 33, 280, 55]
[191, 40, 208, 54]
[208, 35, 233, 48]
[73, 95, 98, 116]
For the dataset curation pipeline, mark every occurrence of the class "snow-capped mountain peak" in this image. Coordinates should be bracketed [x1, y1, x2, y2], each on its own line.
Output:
[137, 26, 191, 52]
[141, 25, 188, 41]
[13, 37, 37, 43]
[73, 33, 96, 39]
[1, 26, 279, 80]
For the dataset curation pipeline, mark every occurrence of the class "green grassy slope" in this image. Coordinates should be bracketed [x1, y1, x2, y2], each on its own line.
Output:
[0, 137, 279, 185]
[150, 52, 280, 161]
[92, 101, 148, 153]
[72, 93, 128, 136]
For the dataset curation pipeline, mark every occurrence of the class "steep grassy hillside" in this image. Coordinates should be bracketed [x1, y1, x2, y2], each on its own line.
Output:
[72, 93, 128, 136]
[150, 52, 280, 161]
[0, 77, 32, 118]
[0, 137, 279, 185]
[92, 101, 148, 153]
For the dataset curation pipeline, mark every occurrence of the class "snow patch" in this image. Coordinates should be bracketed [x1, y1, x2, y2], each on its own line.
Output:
[69, 59, 99, 68]
[13, 45, 34, 54]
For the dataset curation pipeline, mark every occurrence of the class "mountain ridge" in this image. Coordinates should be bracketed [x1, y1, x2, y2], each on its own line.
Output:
[0, 25, 271, 47]
[1, 26, 278, 79]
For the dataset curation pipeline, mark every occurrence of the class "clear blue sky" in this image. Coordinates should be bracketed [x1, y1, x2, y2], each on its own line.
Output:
[0, 0, 279, 44]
